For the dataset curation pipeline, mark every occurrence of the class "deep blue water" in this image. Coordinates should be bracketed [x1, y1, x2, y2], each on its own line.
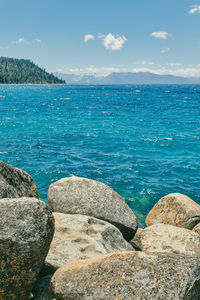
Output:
[0, 84, 200, 224]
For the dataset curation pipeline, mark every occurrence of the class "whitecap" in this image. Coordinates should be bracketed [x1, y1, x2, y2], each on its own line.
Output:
[164, 137, 173, 141]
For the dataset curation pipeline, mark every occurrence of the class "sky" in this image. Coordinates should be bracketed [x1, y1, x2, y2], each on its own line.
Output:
[0, 0, 200, 77]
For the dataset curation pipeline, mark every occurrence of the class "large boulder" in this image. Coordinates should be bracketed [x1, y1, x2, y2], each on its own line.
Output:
[48, 176, 137, 241]
[138, 223, 200, 255]
[0, 161, 38, 199]
[51, 251, 200, 300]
[42, 212, 133, 275]
[0, 197, 54, 300]
[146, 193, 200, 229]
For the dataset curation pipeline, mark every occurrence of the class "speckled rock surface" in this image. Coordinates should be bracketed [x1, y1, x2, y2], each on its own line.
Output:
[0, 197, 54, 300]
[146, 193, 200, 229]
[48, 176, 137, 241]
[0, 161, 38, 199]
[138, 223, 200, 255]
[43, 212, 133, 275]
[193, 223, 200, 235]
[51, 251, 200, 300]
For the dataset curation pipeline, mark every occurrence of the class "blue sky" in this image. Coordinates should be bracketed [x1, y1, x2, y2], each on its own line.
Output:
[0, 0, 200, 77]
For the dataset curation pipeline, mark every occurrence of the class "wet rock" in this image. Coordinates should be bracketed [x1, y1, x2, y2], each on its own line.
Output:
[0, 161, 38, 199]
[0, 197, 54, 300]
[48, 176, 137, 241]
[146, 193, 200, 229]
[42, 212, 133, 275]
[138, 223, 200, 255]
[51, 251, 200, 300]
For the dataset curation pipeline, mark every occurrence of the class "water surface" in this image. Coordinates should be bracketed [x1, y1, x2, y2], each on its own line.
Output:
[0, 84, 199, 224]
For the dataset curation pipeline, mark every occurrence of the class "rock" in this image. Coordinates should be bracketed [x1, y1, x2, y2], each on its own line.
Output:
[0, 161, 38, 199]
[32, 275, 54, 300]
[51, 251, 200, 300]
[48, 176, 137, 241]
[146, 193, 200, 229]
[0, 197, 54, 300]
[138, 223, 200, 255]
[131, 228, 143, 249]
[193, 223, 200, 235]
[42, 212, 133, 275]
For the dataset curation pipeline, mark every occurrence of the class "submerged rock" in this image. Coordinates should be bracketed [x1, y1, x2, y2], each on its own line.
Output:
[42, 212, 133, 275]
[0, 197, 54, 300]
[48, 176, 137, 241]
[51, 251, 200, 300]
[138, 223, 200, 255]
[0, 161, 38, 199]
[146, 193, 200, 229]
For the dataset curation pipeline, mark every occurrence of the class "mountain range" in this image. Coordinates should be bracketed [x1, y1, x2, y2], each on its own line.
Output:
[54, 71, 200, 85]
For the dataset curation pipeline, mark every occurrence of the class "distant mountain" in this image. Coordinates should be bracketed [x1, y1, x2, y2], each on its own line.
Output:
[55, 71, 200, 85]
[0, 57, 65, 84]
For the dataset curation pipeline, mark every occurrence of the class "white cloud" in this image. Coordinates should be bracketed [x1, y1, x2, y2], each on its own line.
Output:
[84, 34, 95, 42]
[160, 48, 170, 53]
[99, 33, 127, 51]
[140, 60, 154, 65]
[0, 46, 9, 49]
[33, 39, 41, 43]
[188, 5, 200, 14]
[87, 66, 120, 74]
[63, 65, 122, 76]
[152, 31, 170, 39]
[133, 66, 200, 77]
[167, 63, 182, 67]
[14, 37, 27, 44]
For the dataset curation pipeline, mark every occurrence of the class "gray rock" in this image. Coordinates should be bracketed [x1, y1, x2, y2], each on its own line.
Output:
[48, 176, 137, 241]
[0, 197, 54, 300]
[138, 223, 200, 255]
[42, 212, 133, 275]
[0, 161, 38, 199]
[146, 193, 200, 229]
[51, 251, 200, 300]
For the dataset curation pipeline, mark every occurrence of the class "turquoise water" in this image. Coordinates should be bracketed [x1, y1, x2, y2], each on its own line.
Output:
[0, 84, 200, 224]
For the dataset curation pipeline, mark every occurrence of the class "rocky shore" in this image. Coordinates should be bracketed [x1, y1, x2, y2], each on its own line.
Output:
[0, 160, 200, 299]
